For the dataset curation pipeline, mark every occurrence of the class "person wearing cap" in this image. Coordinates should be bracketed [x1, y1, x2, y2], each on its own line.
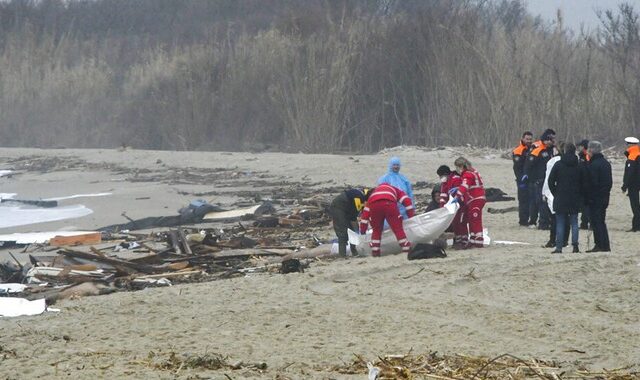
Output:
[523, 128, 556, 230]
[512, 131, 534, 226]
[329, 188, 367, 257]
[585, 141, 612, 252]
[378, 157, 414, 220]
[622, 136, 640, 232]
[577, 139, 591, 230]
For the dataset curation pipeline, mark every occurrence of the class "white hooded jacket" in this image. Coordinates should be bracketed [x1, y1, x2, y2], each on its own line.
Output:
[542, 155, 561, 214]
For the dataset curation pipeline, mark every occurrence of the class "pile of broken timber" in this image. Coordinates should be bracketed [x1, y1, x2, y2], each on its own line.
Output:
[4, 226, 333, 303]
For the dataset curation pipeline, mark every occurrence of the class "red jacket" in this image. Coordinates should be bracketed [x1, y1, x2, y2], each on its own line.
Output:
[456, 169, 485, 204]
[439, 172, 462, 207]
[359, 184, 415, 233]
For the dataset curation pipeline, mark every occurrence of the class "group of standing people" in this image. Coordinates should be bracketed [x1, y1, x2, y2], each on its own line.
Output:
[513, 130, 640, 253]
[329, 156, 486, 257]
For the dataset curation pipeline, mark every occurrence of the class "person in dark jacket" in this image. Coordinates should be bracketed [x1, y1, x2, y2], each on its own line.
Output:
[621, 137, 640, 232]
[426, 184, 441, 213]
[585, 141, 613, 252]
[577, 139, 591, 230]
[329, 188, 367, 257]
[548, 143, 587, 253]
[512, 131, 533, 226]
[523, 128, 556, 229]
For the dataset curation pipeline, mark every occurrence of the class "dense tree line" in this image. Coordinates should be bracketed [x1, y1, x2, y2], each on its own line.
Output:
[0, 0, 638, 152]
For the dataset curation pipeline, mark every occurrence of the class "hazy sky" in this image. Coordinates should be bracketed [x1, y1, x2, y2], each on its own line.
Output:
[527, 0, 640, 31]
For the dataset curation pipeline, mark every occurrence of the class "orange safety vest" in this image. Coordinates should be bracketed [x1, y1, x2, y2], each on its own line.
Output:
[627, 145, 640, 161]
[512, 142, 527, 156]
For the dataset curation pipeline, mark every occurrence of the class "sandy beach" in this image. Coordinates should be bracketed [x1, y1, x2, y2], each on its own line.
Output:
[1, 146, 639, 379]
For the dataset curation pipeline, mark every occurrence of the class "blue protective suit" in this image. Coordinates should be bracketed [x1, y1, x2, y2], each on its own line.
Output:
[377, 157, 415, 219]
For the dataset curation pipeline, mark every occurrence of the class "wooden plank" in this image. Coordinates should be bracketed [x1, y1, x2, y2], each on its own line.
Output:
[177, 229, 193, 255]
[203, 204, 261, 221]
[133, 270, 202, 280]
[50, 232, 102, 247]
[59, 249, 155, 274]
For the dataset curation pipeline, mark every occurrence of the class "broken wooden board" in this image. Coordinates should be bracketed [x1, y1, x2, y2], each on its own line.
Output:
[203, 204, 261, 221]
[0, 231, 98, 245]
[49, 232, 102, 247]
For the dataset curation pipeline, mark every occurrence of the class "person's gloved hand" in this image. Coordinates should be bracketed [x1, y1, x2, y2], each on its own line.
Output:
[622, 185, 628, 193]
[451, 198, 459, 204]
[518, 181, 527, 190]
[448, 187, 458, 195]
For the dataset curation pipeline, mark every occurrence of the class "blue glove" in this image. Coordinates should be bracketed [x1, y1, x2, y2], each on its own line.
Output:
[521, 175, 528, 183]
[451, 198, 459, 204]
[518, 182, 527, 190]
[448, 187, 458, 195]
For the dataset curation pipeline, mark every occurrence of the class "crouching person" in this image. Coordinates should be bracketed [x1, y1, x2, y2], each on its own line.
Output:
[329, 188, 367, 257]
[359, 183, 415, 257]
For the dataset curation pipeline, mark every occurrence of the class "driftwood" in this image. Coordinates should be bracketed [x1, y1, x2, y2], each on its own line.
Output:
[487, 206, 518, 214]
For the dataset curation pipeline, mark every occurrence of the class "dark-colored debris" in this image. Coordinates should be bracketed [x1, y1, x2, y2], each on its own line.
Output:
[487, 206, 518, 214]
[0, 199, 58, 208]
[281, 259, 303, 274]
[485, 188, 515, 202]
[407, 244, 447, 260]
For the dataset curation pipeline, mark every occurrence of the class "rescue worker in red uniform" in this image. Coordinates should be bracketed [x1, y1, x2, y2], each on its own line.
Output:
[437, 165, 466, 246]
[454, 157, 486, 248]
[359, 183, 415, 257]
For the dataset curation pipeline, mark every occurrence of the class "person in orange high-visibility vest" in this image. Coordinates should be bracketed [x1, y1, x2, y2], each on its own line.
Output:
[622, 136, 640, 232]
[512, 131, 533, 226]
[359, 183, 415, 257]
[453, 157, 486, 248]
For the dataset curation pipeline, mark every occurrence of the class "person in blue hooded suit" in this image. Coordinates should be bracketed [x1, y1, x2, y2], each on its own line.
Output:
[377, 157, 415, 219]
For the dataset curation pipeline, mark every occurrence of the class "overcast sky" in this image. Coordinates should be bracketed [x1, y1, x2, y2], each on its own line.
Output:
[526, 0, 640, 31]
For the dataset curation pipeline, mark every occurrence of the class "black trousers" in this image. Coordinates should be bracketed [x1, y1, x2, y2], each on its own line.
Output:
[589, 200, 610, 251]
[517, 180, 529, 225]
[527, 181, 539, 225]
[580, 204, 590, 228]
[629, 189, 640, 231]
[330, 194, 357, 256]
[534, 180, 550, 229]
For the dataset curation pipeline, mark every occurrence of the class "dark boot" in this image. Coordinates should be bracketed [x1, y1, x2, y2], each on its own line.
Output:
[572, 244, 580, 253]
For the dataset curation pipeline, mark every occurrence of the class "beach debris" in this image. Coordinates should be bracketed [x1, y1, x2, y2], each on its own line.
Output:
[487, 206, 518, 214]
[0, 198, 58, 208]
[0, 297, 48, 318]
[485, 188, 515, 202]
[142, 351, 267, 373]
[332, 352, 639, 380]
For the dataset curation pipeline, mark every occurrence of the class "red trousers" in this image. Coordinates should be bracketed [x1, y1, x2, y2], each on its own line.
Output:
[452, 209, 468, 246]
[462, 199, 486, 247]
[368, 200, 411, 256]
